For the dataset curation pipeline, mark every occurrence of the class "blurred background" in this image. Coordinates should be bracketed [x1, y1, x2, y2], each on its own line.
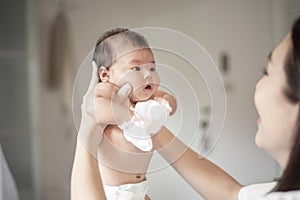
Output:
[1, 0, 300, 199]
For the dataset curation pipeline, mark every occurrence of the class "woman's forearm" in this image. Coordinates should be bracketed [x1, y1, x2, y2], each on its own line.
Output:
[71, 109, 106, 200]
[71, 138, 107, 200]
[153, 127, 242, 200]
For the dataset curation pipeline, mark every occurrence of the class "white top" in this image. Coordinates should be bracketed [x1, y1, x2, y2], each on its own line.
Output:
[239, 182, 300, 200]
[0, 143, 19, 200]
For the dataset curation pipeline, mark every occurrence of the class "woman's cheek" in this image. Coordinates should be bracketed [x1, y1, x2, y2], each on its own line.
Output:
[253, 89, 261, 114]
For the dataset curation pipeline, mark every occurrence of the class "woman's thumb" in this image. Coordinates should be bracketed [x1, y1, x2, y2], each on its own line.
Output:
[114, 83, 132, 104]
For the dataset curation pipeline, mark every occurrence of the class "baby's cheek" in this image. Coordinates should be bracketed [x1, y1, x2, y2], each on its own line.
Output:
[152, 73, 160, 84]
[129, 91, 141, 103]
[115, 73, 143, 88]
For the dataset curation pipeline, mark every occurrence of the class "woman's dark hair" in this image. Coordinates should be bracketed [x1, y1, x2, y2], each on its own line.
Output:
[273, 16, 300, 192]
[92, 28, 150, 81]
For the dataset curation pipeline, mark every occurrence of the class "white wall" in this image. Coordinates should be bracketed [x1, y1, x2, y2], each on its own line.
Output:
[37, 0, 279, 199]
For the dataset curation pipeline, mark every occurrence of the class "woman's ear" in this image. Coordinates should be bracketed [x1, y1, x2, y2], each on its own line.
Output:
[99, 66, 110, 82]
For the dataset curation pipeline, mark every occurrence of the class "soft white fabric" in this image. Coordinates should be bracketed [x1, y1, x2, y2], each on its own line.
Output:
[0, 143, 19, 200]
[134, 98, 171, 135]
[239, 182, 300, 200]
[103, 180, 148, 200]
[118, 119, 153, 151]
[118, 99, 171, 151]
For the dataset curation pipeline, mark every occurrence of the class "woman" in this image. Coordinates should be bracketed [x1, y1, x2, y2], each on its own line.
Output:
[71, 17, 300, 199]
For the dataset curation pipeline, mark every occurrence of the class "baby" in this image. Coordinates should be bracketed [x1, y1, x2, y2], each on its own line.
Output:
[93, 28, 177, 200]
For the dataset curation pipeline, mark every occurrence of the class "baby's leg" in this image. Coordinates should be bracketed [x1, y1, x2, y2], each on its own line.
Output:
[145, 194, 151, 200]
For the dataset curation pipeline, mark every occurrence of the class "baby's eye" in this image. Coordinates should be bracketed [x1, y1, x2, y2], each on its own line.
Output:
[150, 67, 156, 71]
[131, 66, 141, 71]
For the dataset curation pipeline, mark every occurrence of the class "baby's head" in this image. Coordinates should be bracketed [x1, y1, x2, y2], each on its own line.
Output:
[93, 28, 160, 102]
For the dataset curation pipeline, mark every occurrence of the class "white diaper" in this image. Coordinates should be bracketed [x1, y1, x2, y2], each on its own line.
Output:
[103, 180, 149, 200]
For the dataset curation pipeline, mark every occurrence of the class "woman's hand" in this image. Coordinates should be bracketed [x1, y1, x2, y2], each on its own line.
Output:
[71, 61, 106, 200]
[77, 61, 102, 158]
[95, 81, 132, 108]
[78, 61, 132, 158]
[71, 61, 132, 200]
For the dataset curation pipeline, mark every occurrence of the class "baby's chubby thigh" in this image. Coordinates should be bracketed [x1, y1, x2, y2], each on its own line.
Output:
[98, 125, 154, 173]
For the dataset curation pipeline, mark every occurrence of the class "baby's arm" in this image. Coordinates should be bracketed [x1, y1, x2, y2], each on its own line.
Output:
[94, 82, 132, 125]
[152, 90, 177, 116]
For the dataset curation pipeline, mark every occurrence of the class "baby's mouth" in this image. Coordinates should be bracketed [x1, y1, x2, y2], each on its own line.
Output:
[144, 84, 152, 91]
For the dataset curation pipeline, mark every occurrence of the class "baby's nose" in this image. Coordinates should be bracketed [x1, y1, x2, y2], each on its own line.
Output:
[143, 69, 151, 79]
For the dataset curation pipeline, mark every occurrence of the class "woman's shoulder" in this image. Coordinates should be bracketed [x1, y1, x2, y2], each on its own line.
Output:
[265, 190, 300, 199]
[239, 182, 276, 199]
[239, 182, 300, 200]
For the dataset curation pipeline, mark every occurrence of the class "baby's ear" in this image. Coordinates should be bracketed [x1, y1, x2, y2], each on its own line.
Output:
[99, 66, 109, 82]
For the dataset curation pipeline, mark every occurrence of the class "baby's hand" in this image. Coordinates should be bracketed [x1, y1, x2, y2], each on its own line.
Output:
[117, 99, 171, 151]
[133, 99, 171, 135]
[118, 120, 153, 151]
[152, 97, 172, 114]
[151, 90, 177, 116]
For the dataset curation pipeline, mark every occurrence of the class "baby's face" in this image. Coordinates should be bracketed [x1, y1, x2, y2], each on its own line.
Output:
[107, 49, 160, 102]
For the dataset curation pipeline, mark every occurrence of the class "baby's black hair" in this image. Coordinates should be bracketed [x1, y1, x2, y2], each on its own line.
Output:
[92, 28, 151, 81]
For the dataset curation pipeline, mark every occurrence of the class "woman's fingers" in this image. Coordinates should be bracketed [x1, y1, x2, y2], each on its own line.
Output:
[88, 61, 99, 92]
[114, 83, 132, 104]
[82, 61, 100, 117]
